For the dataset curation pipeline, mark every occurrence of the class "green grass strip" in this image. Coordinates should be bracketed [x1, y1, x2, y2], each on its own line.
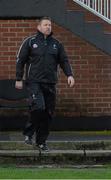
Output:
[0, 167, 111, 179]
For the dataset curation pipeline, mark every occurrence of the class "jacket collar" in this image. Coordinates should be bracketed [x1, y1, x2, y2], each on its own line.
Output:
[36, 30, 53, 40]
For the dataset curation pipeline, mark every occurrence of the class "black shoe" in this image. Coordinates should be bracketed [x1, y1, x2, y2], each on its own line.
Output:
[25, 136, 33, 145]
[37, 143, 49, 152]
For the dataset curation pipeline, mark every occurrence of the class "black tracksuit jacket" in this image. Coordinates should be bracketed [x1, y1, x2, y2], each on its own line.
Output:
[16, 31, 73, 84]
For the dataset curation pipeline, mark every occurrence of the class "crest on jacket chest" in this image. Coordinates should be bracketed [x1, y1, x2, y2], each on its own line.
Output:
[53, 44, 57, 50]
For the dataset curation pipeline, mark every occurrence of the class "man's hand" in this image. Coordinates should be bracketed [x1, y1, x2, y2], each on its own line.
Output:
[15, 81, 23, 89]
[67, 76, 75, 87]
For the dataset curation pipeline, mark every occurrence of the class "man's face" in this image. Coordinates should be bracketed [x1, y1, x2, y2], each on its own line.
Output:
[38, 19, 52, 36]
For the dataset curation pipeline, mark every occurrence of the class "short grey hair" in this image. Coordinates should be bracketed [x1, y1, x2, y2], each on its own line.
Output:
[39, 16, 52, 23]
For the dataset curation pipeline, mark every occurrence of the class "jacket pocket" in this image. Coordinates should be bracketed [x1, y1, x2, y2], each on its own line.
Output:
[48, 49, 58, 55]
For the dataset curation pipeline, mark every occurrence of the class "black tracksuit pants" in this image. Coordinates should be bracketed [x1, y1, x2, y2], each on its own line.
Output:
[23, 82, 56, 145]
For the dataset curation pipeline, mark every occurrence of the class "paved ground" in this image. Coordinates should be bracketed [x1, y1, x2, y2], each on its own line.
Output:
[0, 131, 111, 142]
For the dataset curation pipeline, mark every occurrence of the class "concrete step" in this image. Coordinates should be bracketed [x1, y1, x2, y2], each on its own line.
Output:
[0, 131, 111, 165]
[0, 140, 111, 150]
[0, 149, 111, 165]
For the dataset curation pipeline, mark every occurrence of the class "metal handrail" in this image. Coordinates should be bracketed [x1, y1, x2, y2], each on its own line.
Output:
[73, 0, 111, 24]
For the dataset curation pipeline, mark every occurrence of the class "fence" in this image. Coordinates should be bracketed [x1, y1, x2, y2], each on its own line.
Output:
[73, 0, 111, 24]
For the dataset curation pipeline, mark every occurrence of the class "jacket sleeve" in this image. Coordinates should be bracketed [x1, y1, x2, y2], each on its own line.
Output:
[58, 43, 74, 77]
[16, 38, 30, 81]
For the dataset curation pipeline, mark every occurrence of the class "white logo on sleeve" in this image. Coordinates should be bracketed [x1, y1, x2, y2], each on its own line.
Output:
[33, 44, 38, 48]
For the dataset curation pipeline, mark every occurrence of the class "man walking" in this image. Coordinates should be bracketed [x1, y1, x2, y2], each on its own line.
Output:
[15, 16, 74, 151]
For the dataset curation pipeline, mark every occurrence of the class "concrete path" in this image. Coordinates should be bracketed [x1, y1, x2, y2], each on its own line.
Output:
[0, 131, 111, 141]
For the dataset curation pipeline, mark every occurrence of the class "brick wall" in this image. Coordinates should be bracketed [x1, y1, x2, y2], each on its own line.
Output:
[0, 2, 111, 117]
